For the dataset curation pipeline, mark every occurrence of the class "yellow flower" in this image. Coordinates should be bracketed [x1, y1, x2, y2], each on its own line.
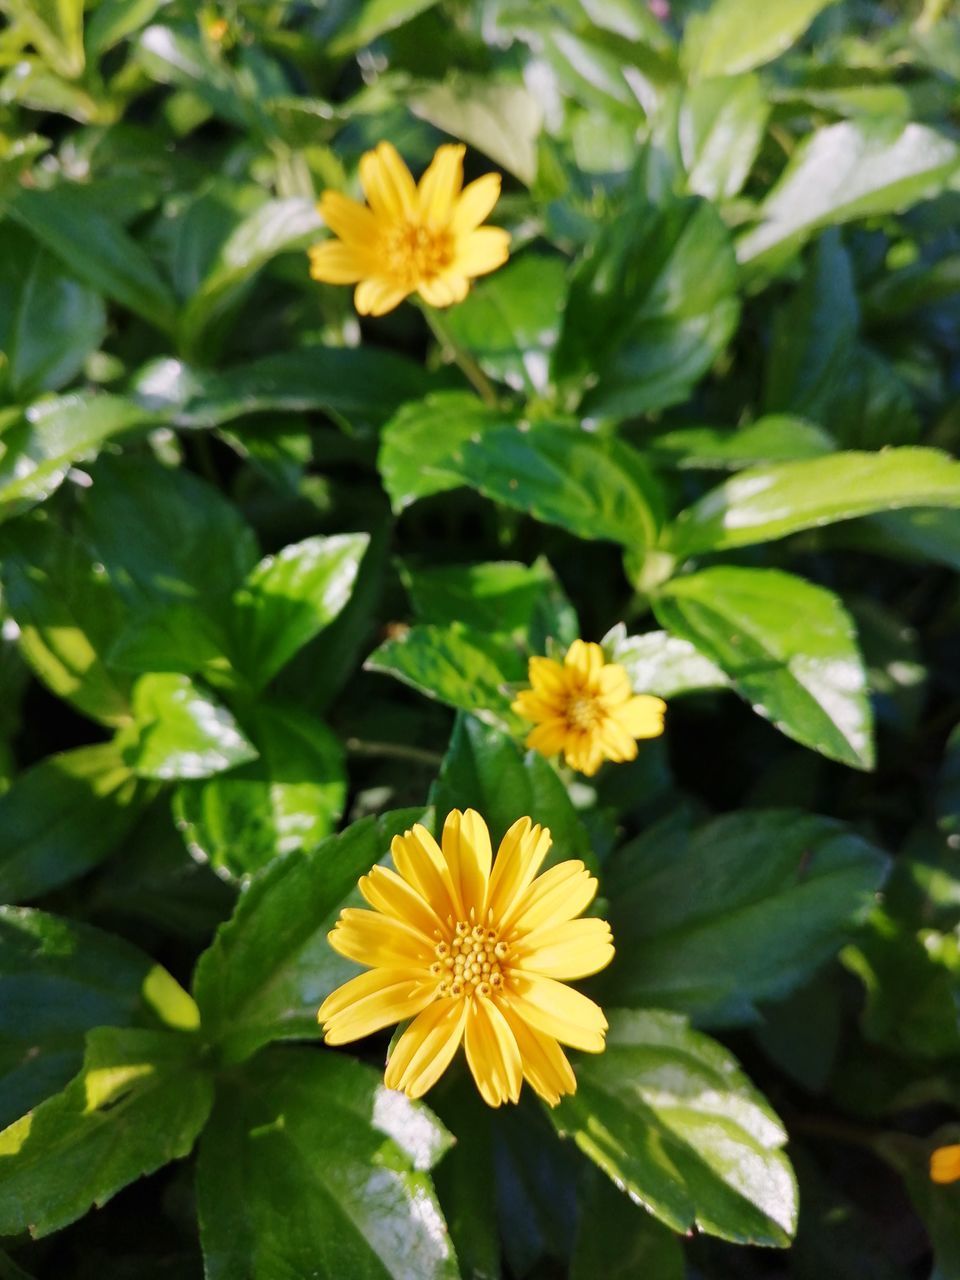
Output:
[308, 141, 510, 317]
[513, 639, 666, 777]
[931, 1144, 960, 1184]
[318, 809, 613, 1107]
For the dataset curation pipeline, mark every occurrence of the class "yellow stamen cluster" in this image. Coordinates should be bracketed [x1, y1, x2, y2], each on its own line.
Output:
[432, 919, 509, 999]
[384, 225, 454, 287]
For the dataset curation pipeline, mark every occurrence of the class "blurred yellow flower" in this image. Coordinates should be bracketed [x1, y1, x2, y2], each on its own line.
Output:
[318, 809, 613, 1107]
[513, 640, 666, 777]
[308, 141, 510, 316]
[931, 1144, 960, 1184]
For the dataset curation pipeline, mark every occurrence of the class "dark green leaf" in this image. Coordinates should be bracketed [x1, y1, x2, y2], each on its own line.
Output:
[649, 416, 835, 470]
[107, 602, 229, 679]
[326, 0, 442, 55]
[121, 673, 258, 781]
[0, 1027, 213, 1238]
[0, 743, 143, 903]
[197, 1048, 457, 1280]
[193, 810, 423, 1063]
[551, 1009, 797, 1245]
[571, 1168, 684, 1280]
[655, 567, 874, 768]
[601, 809, 888, 1023]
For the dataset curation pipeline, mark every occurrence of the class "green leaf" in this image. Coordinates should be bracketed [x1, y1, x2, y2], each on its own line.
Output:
[0, 225, 105, 401]
[174, 703, 346, 879]
[655, 567, 874, 768]
[0, 517, 132, 725]
[667, 448, 960, 557]
[552, 197, 739, 418]
[551, 1009, 797, 1245]
[678, 73, 769, 200]
[84, 0, 172, 60]
[431, 714, 593, 860]
[600, 809, 888, 1023]
[7, 184, 177, 333]
[0, 907, 198, 1129]
[571, 1169, 684, 1280]
[178, 197, 323, 359]
[0, 393, 156, 523]
[326, 0, 441, 55]
[132, 347, 440, 429]
[0, 1026, 213, 1238]
[0, 743, 143, 903]
[197, 1048, 457, 1280]
[107, 602, 229, 679]
[193, 810, 423, 1063]
[3, 0, 85, 77]
[121, 673, 258, 781]
[411, 74, 542, 184]
[737, 122, 960, 274]
[436, 254, 567, 396]
[602, 623, 728, 698]
[365, 623, 526, 730]
[682, 0, 834, 77]
[649, 416, 835, 470]
[230, 533, 369, 690]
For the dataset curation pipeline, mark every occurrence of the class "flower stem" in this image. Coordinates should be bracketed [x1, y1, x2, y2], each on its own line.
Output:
[420, 304, 498, 407]
[345, 738, 445, 768]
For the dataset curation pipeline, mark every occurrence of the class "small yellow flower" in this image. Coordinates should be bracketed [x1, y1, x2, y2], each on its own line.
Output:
[308, 141, 510, 317]
[513, 640, 666, 777]
[318, 809, 613, 1107]
[931, 1144, 960, 1184]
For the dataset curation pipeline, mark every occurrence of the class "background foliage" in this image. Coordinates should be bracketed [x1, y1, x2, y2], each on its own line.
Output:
[0, 0, 959, 1275]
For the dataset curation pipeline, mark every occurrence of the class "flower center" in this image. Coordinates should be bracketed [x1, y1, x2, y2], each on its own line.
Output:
[431, 920, 509, 999]
[566, 693, 602, 731]
[383, 222, 454, 284]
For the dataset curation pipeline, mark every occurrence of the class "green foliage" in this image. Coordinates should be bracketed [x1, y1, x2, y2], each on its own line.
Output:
[0, 0, 958, 1274]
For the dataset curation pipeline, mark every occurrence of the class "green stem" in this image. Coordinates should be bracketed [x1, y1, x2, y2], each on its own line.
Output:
[345, 738, 444, 768]
[420, 304, 498, 406]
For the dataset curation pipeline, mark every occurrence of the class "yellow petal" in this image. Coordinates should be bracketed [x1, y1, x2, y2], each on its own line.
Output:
[527, 656, 568, 698]
[514, 917, 614, 981]
[931, 1144, 960, 1184]
[506, 974, 607, 1053]
[506, 861, 597, 934]
[451, 172, 502, 234]
[526, 720, 570, 758]
[417, 272, 470, 308]
[417, 143, 465, 226]
[441, 809, 492, 918]
[512, 689, 558, 723]
[598, 718, 638, 763]
[359, 864, 446, 939]
[500, 1003, 576, 1106]
[318, 968, 433, 1044]
[564, 640, 604, 685]
[384, 997, 467, 1098]
[486, 817, 552, 921]
[391, 824, 461, 919]
[319, 190, 380, 246]
[308, 241, 370, 284]
[564, 732, 604, 777]
[464, 995, 523, 1107]
[360, 141, 417, 220]
[615, 694, 667, 739]
[354, 278, 410, 316]
[328, 908, 434, 969]
[596, 663, 632, 705]
[453, 227, 510, 278]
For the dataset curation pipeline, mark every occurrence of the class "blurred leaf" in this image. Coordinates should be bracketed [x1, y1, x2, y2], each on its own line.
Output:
[230, 532, 369, 690]
[553, 197, 739, 418]
[107, 602, 228, 679]
[326, 0, 441, 55]
[193, 809, 422, 1063]
[437, 254, 566, 396]
[0, 394, 155, 523]
[602, 623, 728, 697]
[571, 1168, 684, 1279]
[655, 567, 874, 768]
[411, 74, 542, 184]
[121, 673, 257, 781]
[601, 809, 888, 1023]
[197, 1048, 457, 1280]
[431, 713, 593, 858]
[649, 416, 834, 470]
[84, 0, 172, 60]
[366, 623, 526, 730]
[428, 1075, 499, 1280]
[8, 185, 177, 333]
[737, 122, 960, 274]
[174, 703, 346, 879]
[551, 1009, 797, 1245]
[0, 743, 143, 903]
[2, 0, 85, 78]
[0, 1026, 212, 1238]
[0, 225, 105, 401]
[679, 73, 769, 199]
[0, 907, 198, 1128]
[668, 448, 960, 557]
[0, 517, 132, 725]
[682, 0, 834, 77]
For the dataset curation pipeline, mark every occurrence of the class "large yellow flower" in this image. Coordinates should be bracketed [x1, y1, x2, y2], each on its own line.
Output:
[931, 1144, 960, 1183]
[513, 640, 666, 777]
[318, 809, 613, 1107]
[308, 141, 510, 317]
